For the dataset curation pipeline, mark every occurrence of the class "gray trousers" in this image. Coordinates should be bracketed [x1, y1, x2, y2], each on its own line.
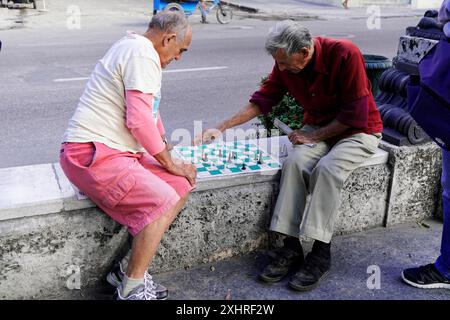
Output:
[270, 126, 381, 243]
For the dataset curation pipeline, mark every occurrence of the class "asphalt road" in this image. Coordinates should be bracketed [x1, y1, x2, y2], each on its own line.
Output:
[0, 4, 420, 168]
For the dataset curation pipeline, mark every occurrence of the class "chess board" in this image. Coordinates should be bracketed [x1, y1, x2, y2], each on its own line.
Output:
[173, 141, 281, 179]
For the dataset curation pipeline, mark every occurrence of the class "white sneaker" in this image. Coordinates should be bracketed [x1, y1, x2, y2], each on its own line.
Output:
[115, 283, 157, 301]
[107, 261, 168, 300]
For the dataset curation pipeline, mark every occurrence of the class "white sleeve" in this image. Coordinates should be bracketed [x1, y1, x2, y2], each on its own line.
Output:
[122, 56, 161, 94]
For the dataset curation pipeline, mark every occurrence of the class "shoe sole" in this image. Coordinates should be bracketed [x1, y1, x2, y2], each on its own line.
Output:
[106, 272, 169, 300]
[259, 257, 304, 284]
[401, 271, 450, 290]
[288, 271, 330, 292]
[258, 274, 285, 283]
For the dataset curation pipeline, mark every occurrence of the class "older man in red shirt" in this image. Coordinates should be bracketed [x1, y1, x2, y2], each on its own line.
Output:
[198, 20, 383, 291]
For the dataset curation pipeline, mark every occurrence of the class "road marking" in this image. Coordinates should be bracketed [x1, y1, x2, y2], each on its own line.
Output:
[163, 66, 228, 73]
[52, 66, 228, 82]
[319, 33, 355, 39]
[53, 77, 89, 83]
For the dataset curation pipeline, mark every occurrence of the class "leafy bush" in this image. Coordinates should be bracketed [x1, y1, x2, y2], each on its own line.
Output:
[256, 77, 304, 136]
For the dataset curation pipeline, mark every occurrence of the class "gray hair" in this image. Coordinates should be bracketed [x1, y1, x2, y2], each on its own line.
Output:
[148, 12, 190, 42]
[265, 20, 313, 56]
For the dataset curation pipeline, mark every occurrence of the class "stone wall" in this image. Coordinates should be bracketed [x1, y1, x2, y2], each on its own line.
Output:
[0, 137, 443, 299]
[380, 141, 442, 225]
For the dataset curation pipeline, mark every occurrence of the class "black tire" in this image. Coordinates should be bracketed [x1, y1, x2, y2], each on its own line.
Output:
[164, 2, 185, 15]
[216, 4, 233, 24]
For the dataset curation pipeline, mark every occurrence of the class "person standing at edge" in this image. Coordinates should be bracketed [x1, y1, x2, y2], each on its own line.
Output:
[401, 0, 450, 290]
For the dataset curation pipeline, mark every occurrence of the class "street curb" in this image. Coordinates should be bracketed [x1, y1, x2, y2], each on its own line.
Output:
[221, 1, 259, 13]
[221, 1, 425, 21]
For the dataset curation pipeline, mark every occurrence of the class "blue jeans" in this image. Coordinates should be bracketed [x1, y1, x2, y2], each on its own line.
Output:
[435, 148, 450, 279]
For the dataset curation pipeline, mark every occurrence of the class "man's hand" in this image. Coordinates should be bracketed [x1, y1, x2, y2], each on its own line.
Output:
[182, 163, 197, 186]
[193, 128, 222, 146]
[288, 130, 317, 145]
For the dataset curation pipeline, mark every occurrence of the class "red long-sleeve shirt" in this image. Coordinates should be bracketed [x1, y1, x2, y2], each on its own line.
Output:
[250, 37, 383, 141]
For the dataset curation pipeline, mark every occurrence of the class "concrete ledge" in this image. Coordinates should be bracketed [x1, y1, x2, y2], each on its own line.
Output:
[0, 164, 64, 221]
[0, 137, 389, 223]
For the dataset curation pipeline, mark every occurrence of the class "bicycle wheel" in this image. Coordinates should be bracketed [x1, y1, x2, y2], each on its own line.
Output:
[216, 4, 233, 24]
[164, 2, 185, 15]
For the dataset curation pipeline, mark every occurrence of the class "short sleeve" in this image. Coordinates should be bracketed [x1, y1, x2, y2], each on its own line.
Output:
[122, 56, 161, 94]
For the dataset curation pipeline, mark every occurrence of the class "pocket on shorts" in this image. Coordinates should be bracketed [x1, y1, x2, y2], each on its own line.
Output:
[101, 172, 136, 209]
[63, 142, 98, 169]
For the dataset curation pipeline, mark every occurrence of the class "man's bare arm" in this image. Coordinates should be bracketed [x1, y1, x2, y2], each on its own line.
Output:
[216, 102, 262, 132]
[153, 149, 196, 186]
[194, 102, 262, 145]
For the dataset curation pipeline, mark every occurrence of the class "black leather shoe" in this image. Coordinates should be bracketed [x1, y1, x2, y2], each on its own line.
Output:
[259, 247, 304, 283]
[402, 264, 450, 289]
[288, 248, 331, 291]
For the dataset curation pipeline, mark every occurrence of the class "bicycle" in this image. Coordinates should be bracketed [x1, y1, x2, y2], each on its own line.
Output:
[155, 0, 233, 24]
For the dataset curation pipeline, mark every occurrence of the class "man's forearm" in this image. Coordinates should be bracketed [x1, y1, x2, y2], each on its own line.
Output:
[216, 103, 262, 132]
[153, 148, 184, 176]
[310, 119, 349, 142]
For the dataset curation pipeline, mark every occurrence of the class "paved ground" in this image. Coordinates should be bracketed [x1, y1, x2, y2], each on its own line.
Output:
[156, 218, 449, 300]
[70, 218, 449, 300]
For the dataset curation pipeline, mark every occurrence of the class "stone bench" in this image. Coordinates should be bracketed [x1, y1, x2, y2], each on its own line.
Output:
[0, 137, 442, 299]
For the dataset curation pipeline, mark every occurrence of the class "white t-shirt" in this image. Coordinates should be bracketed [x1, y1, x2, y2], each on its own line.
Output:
[63, 31, 162, 153]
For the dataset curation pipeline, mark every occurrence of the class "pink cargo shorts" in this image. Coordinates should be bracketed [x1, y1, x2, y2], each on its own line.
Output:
[60, 142, 193, 236]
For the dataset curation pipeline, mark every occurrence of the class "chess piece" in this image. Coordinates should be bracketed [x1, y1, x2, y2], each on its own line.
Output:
[257, 151, 264, 165]
[218, 149, 222, 158]
[202, 151, 208, 162]
[227, 153, 232, 163]
[241, 162, 247, 170]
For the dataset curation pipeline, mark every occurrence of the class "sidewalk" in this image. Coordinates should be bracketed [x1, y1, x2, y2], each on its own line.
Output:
[226, 0, 429, 20]
[81, 218, 449, 300]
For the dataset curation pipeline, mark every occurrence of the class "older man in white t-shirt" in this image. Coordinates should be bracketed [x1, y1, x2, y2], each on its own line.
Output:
[60, 12, 195, 300]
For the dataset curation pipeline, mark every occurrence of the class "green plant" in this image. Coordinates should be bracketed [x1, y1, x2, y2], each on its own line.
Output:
[256, 77, 304, 136]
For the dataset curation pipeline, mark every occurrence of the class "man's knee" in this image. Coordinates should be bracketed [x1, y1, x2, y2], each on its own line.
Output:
[313, 160, 344, 182]
[283, 149, 308, 171]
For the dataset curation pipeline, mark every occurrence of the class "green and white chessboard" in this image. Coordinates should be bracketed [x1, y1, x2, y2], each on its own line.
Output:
[173, 141, 281, 179]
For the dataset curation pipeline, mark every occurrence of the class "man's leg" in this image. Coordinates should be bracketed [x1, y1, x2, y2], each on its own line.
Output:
[435, 148, 450, 279]
[110, 153, 195, 299]
[126, 194, 189, 278]
[121, 194, 189, 298]
[289, 132, 381, 291]
[401, 148, 450, 289]
[199, 0, 208, 23]
[299, 133, 381, 243]
[270, 135, 330, 238]
[259, 130, 330, 283]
